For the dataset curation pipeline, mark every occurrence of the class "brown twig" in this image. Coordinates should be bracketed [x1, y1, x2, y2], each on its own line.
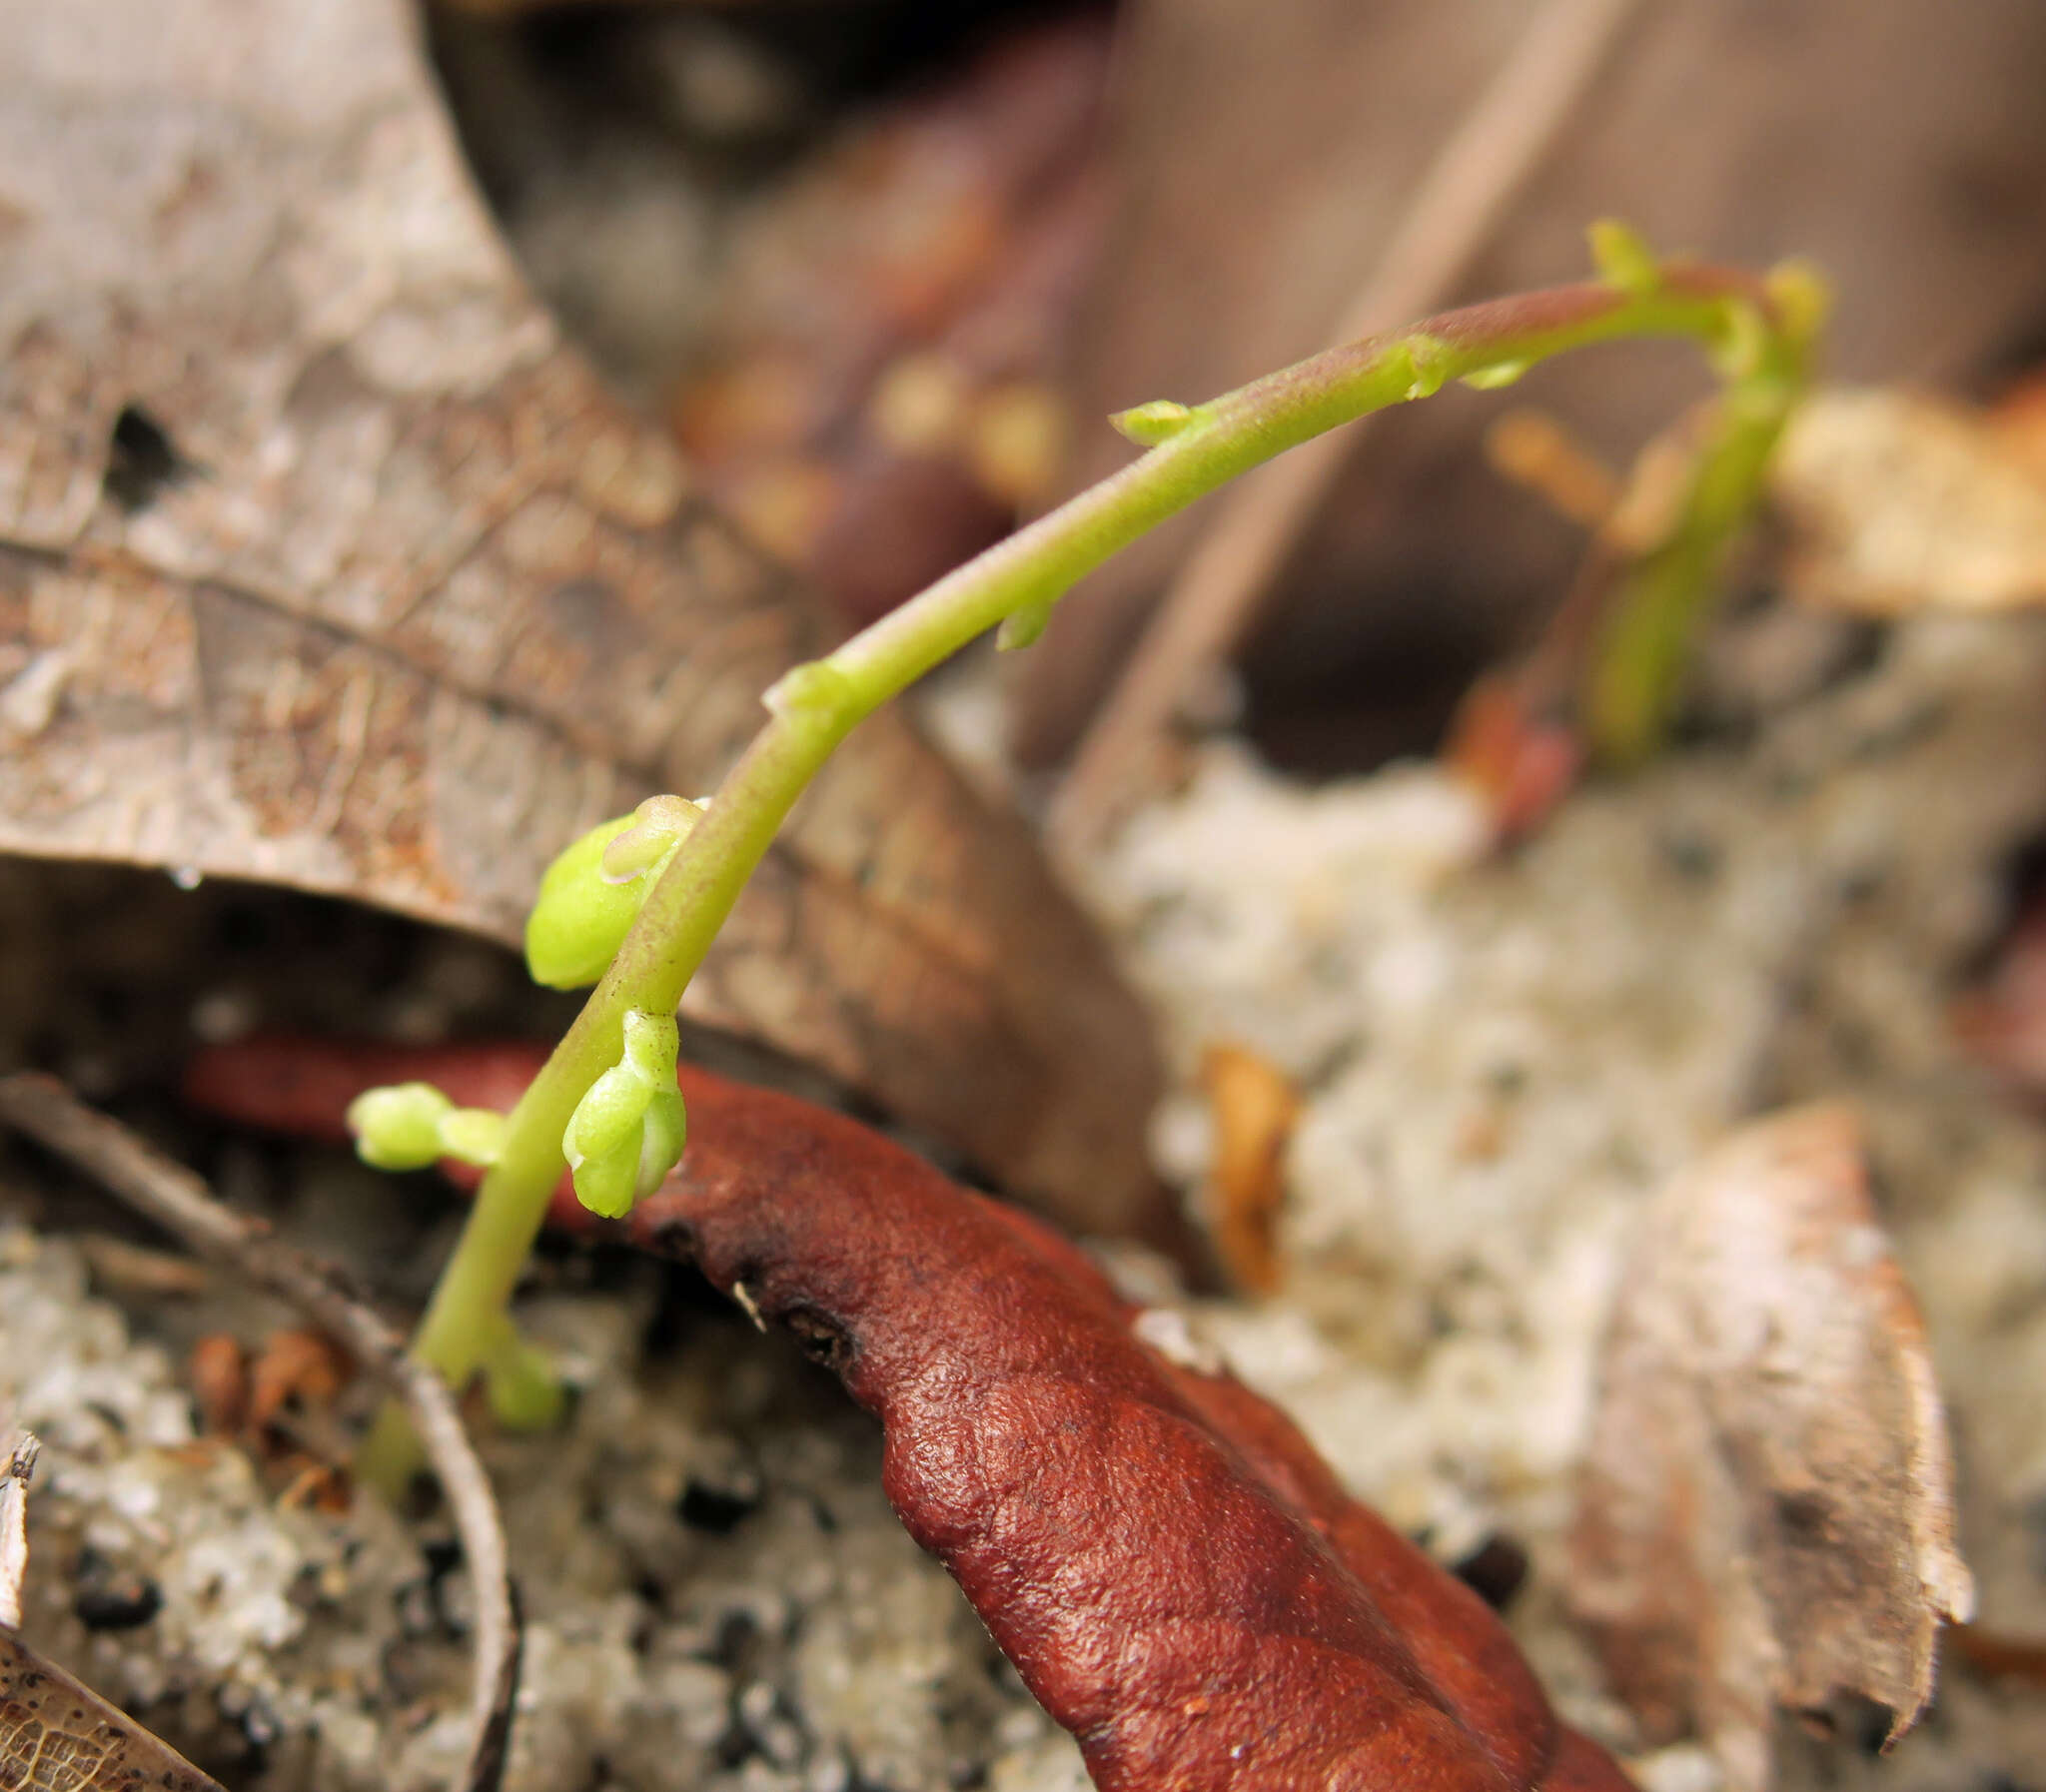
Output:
[0, 1074, 519, 1792]
[1050, 0, 1647, 850]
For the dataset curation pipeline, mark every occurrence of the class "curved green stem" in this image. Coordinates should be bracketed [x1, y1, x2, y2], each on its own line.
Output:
[360, 247, 1818, 1493]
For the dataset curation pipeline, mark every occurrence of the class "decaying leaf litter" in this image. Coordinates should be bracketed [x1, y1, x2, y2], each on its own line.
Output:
[0, 0, 1168, 1246]
[8, 2, 2046, 1791]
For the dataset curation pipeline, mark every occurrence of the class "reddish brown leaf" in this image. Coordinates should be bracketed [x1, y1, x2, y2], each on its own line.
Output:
[1568, 1105, 1974, 1791]
[187, 1033, 1636, 1792]
[0, 0, 1165, 1240]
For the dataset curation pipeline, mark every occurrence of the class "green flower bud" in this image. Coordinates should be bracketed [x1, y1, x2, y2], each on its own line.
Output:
[1401, 335, 1452, 402]
[762, 659, 857, 725]
[348, 1082, 455, 1171]
[524, 796, 702, 989]
[1763, 260, 1831, 350]
[996, 598, 1055, 652]
[562, 1011, 688, 1221]
[1109, 399, 1195, 447]
[1461, 360, 1531, 392]
[1588, 219, 1660, 297]
[437, 1107, 508, 1168]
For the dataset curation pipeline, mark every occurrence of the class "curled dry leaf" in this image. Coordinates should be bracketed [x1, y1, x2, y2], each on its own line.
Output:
[186, 1033, 1636, 1792]
[1568, 1104, 1974, 1791]
[1771, 387, 2046, 614]
[0, 0, 1165, 1240]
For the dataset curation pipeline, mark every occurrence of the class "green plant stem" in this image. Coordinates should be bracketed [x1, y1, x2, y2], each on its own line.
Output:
[360, 260, 1808, 1494]
[1585, 347, 1807, 763]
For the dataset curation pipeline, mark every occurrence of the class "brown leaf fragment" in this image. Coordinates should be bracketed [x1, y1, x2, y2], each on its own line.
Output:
[1771, 387, 2046, 615]
[1569, 1104, 1975, 1790]
[1947, 1623, 2046, 1690]
[0, 1628, 225, 1792]
[1198, 1043, 1301, 1293]
[1952, 895, 2046, 1098]
[186, 1335, 250, 1440]
[244, 1328, 352, 1437]
[0, 0, 1166, 1241]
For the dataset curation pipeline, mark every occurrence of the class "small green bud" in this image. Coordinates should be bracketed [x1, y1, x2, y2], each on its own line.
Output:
[601, 794, 703, 884]
[563, 1010, 687, 1221]
[1461, 360, 1532, 393]
[762, 659, 857, 725]
[997, 598, 1055, 651]
[1763, 259, 1831, 350]
[1110, 399, 1196, 447]
[525, 796, 701, 989]
[1587, 219, 1660, 297]
[348, 1083, 455, 1171]
[1401, 335, 1453, 402]
[1708, 299, 1768, 382]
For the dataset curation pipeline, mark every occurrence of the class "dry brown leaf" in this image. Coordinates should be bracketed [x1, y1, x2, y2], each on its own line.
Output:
[1772, 387, 2046, 614]
[0, 0, 1166, 1239]
[1568, 1105, 1974, 1791]
[1, 1627, 226, 1792]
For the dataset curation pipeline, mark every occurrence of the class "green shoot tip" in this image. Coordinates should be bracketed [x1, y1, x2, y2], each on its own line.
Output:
[1110, 400, 1196, 448]
[1587, 219, 1660, 298]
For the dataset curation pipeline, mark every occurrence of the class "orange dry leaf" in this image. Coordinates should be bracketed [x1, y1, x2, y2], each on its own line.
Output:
[1569, 1105, 1974, 1792]
[187, 1333, 250, 1438]
[245, 1329, 351, 1435]
[1987, 368, 2046, 489]
[1198, 1044, 1302, 1294]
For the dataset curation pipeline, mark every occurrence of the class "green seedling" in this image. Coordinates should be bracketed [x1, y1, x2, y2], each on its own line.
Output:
[353, 228, 1825, 1490]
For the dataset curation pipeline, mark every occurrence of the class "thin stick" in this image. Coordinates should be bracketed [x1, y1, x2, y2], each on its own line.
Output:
[0, 1430, 37, 1630]
[0, 1075, 519, 1792]
[1051, 0, 1647, 849]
